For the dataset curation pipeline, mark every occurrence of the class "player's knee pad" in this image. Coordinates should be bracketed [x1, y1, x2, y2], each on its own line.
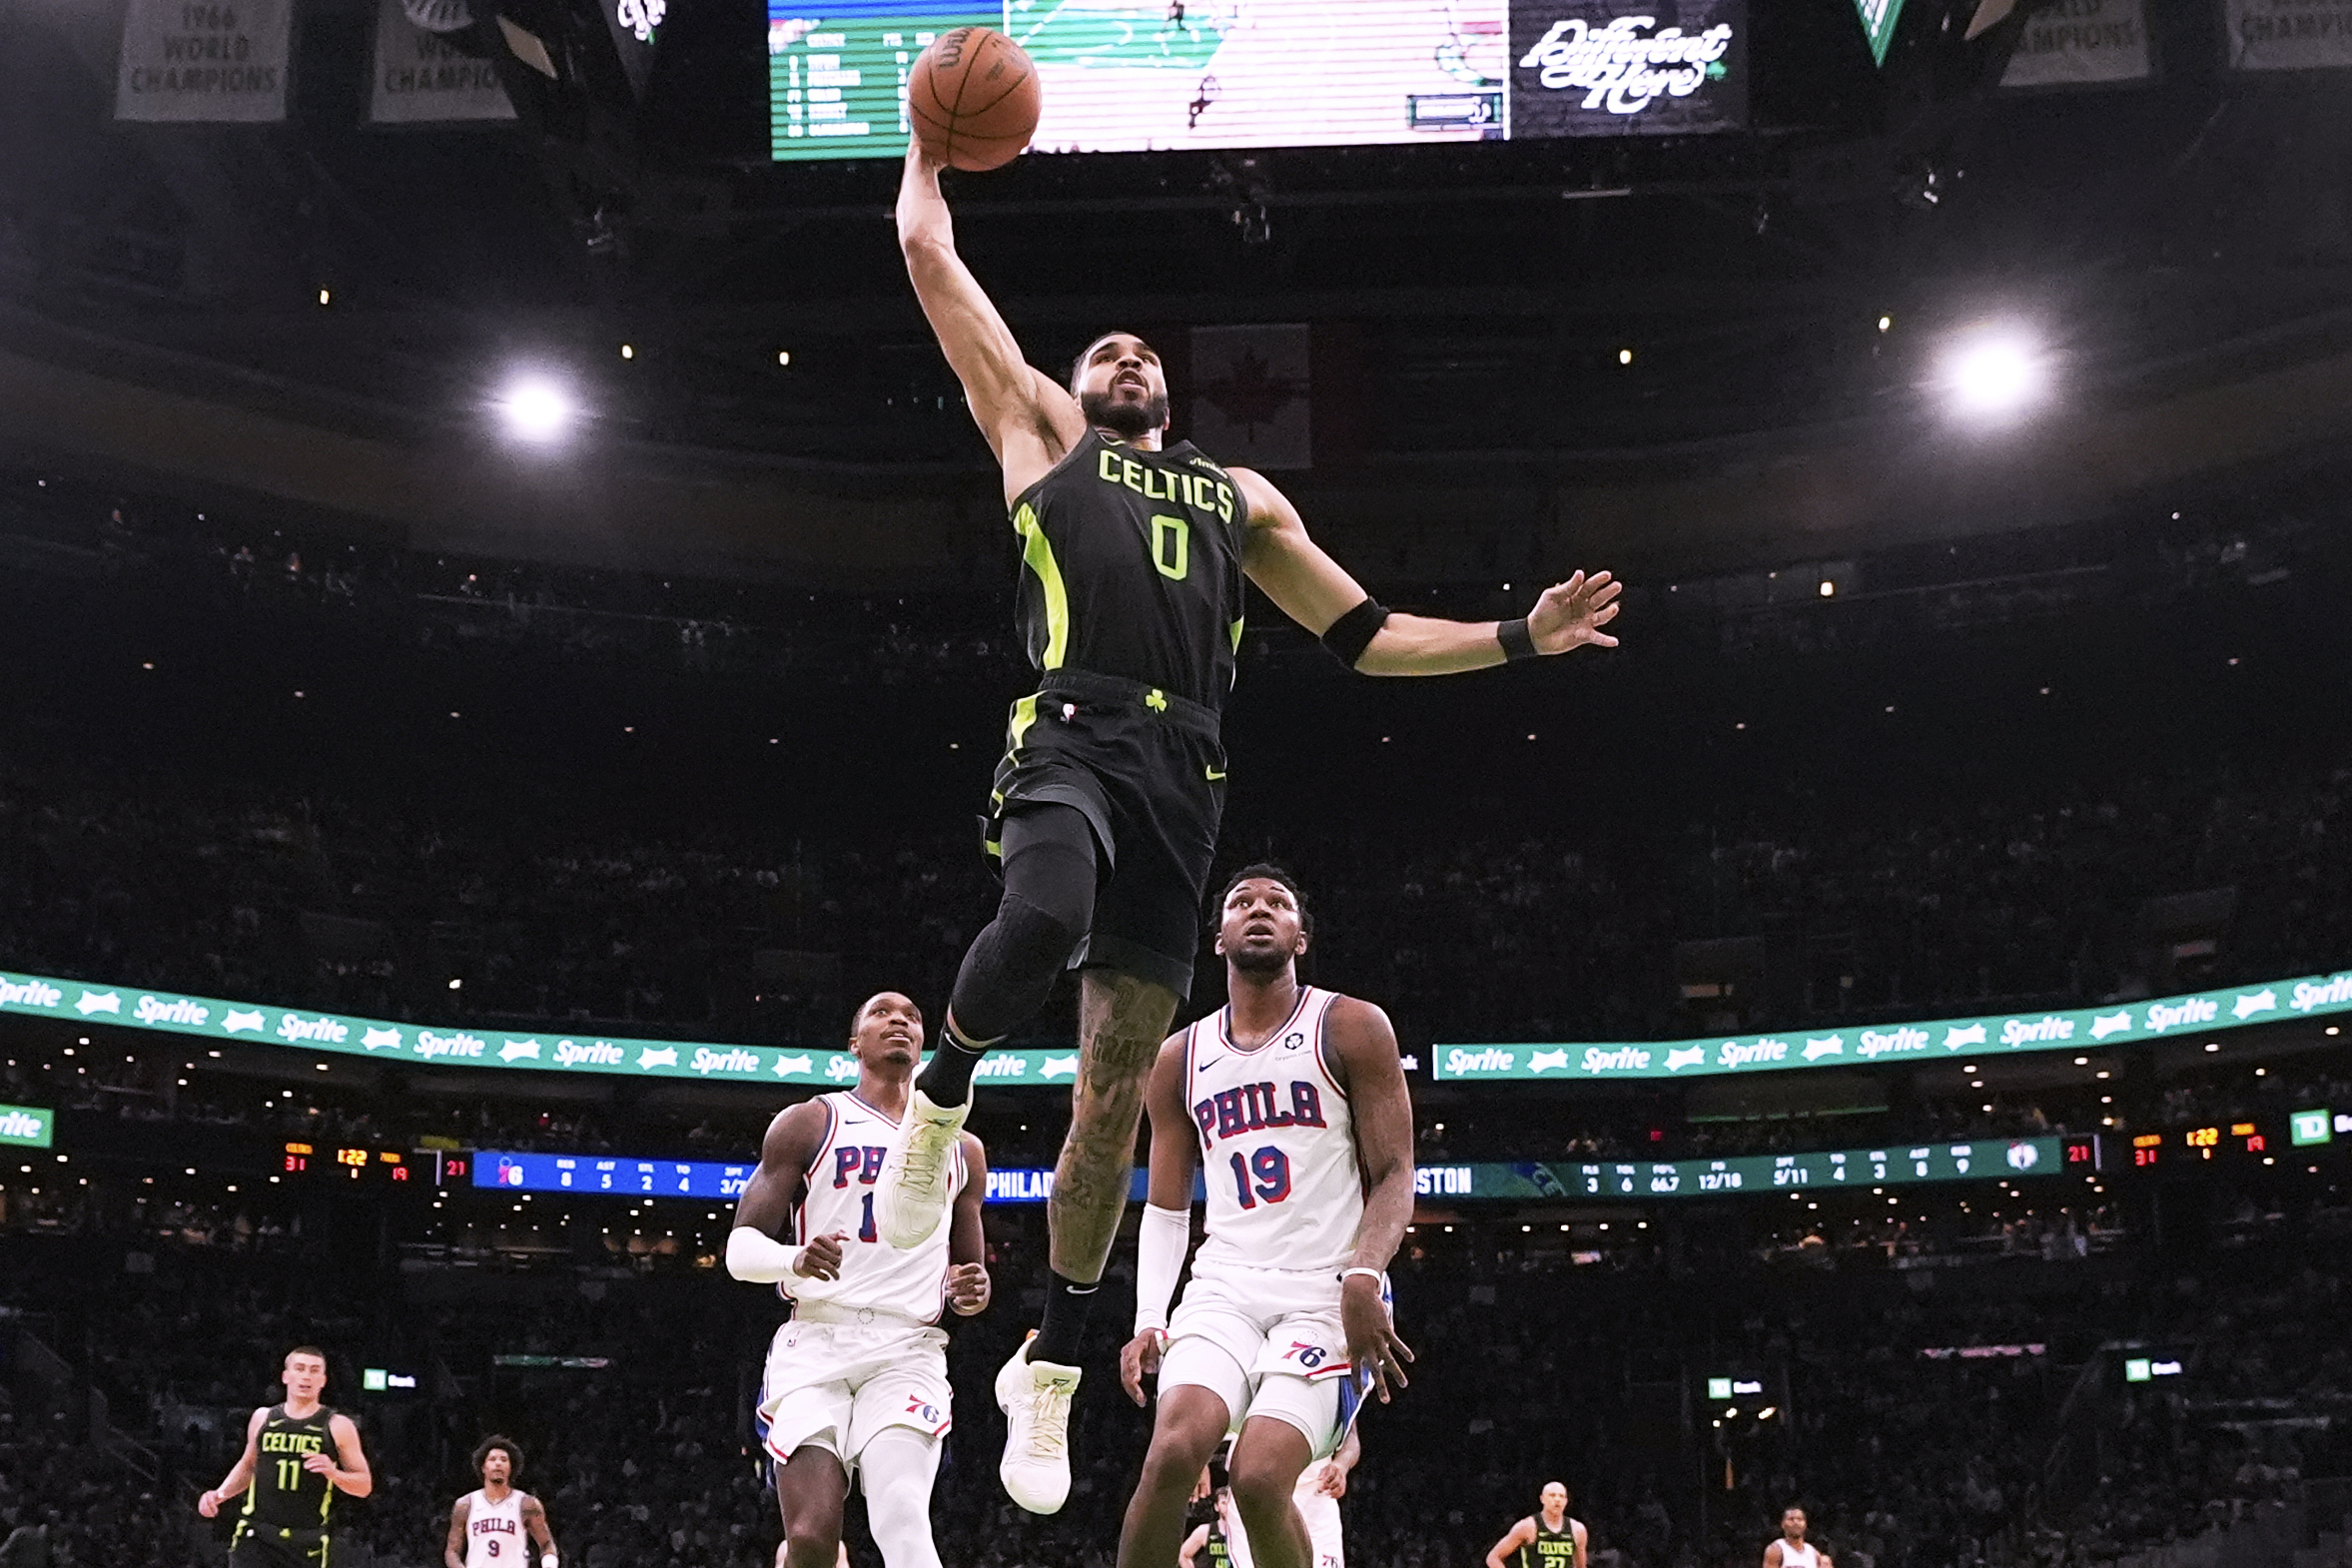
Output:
[949, 889, 1088, 1041]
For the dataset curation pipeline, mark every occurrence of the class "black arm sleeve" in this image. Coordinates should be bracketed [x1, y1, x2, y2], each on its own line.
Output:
[1320, 596, 1389, 669]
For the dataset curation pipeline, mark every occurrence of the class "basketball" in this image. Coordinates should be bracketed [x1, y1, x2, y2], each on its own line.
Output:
[909, 26, 1040, 172]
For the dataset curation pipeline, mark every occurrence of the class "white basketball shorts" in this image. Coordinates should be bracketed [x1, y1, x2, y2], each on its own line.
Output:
[755, 1314, 951, 1470]
[1160, 1260, 1356, 1458]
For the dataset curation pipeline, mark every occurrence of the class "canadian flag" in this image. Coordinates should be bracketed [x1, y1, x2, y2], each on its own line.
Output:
[1188, 324, 1311, 470]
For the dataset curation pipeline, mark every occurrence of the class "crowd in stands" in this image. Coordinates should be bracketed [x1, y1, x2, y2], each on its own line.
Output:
[4, 752, 2348, 1062]
[3, 1176, 2347, 1568]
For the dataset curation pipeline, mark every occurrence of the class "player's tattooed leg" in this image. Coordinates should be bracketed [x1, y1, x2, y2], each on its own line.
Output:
[1050, 968, 1179, 1283]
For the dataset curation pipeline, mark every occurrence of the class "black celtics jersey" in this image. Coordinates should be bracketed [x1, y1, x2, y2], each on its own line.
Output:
[242, 1404, 339, 1536]
[1008, 428, 1248, 712]
[1519, 1520, 1578, 1568]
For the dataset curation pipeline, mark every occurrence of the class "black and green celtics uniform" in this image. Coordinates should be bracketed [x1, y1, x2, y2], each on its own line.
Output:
[1205, 1518, 1237, 1568]
[1518, 1519, 1580, 1568]
[989, 427, 1248, 993]
[230, 1404, 339, 1568]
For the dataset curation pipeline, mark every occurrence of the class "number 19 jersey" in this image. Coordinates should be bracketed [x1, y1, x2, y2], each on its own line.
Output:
[1184, 987, 1361, 1276]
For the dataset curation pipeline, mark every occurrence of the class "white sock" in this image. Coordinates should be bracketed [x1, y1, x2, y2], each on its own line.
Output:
[858, 1428, 944, 1568]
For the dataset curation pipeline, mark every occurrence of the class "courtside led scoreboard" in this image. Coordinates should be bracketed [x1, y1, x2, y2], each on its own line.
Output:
[769, 0, 1747, 161]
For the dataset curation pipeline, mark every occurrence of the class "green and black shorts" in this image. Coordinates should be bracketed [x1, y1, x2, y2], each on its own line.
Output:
[986, 668, 1228, 998]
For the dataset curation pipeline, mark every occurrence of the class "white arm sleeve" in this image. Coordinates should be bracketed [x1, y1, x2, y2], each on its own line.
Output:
[726, 1226, 802, 1284]
[1133, 1202, 1191, 1333]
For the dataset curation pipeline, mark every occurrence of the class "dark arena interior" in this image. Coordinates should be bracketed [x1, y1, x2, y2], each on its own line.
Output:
[7, 0, 2352, 1566]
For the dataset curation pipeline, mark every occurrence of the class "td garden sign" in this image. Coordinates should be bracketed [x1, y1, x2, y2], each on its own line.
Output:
[3, 964, 2347, 1089]
[1434, 970, 2352, 1082]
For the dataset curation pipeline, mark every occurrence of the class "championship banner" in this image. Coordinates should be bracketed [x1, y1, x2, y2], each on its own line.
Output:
[1853, 0, 1910, 66]
[1507, 0, 1748, 137]
[370, 0, 514, 123]
[0, 1103, 55, 1150]
[0, 969, 1079, 1088]
[1433, 967, 2352, 1082]
[116, 0, 293, 122]
[1190, 325, 1311, 470]
[1998, 0, 2151, 87]
[2224, 0, 2352, 71]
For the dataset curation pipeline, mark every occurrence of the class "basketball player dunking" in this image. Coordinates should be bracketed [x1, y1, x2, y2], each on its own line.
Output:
[445, 1437, 557, 1568]
[726, 993, 990, 1568]
[1485, 1482, 1588, 1568]
[885, 139, 1624, 1516]
[1112, 866, 1414, 1568]
[197, 1346, 373, 1568]
[1767, 1508, 1832, 1568]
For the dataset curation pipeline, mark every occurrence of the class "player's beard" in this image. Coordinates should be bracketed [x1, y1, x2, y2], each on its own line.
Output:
[1227, 939, 1295, 978]
[1080, 387, 1169, 440]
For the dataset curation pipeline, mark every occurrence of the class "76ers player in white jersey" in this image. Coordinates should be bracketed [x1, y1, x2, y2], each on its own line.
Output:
[1765, 1508, 1832, 1568]
[1115, 866, 1416, 1568]
[727, 993, 991, 1568]
[443, 1437, 556, 1568]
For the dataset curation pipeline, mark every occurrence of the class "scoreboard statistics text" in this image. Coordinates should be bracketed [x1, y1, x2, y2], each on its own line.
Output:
[769, 0, 1747, 161]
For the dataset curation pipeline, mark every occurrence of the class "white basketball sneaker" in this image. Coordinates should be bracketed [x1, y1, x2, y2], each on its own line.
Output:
[872, 1088, 970, 1248]
[996, 1331, 1081, 1515]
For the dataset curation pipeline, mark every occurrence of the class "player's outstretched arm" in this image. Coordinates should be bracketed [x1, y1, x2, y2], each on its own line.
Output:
[1122, 1035, 1200, 1405]
[1487, 1519, 1538, 1568]
[946, 1131, 992, 1315]
[897, 147, 1085, 493]
[1329, 997, 1415, 1399]
[444, 1496, 471, 1568]
[1233, 468, 1620, 675]
[198, 1406, 268, 1517]
[727, 1102, 846, 1284]
[522, 1493, 557, 1567]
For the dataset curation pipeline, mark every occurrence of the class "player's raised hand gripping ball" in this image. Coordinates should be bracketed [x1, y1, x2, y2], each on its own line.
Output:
[909, 26, 1040, 172]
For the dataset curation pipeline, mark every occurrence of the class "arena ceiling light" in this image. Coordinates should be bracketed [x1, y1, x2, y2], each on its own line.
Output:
[494, 374, 577, 443]
[1940, 325, 2048, 421]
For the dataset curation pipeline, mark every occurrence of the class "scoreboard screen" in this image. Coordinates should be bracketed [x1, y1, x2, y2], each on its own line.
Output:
[476, 1150, 757, 1199]
[768, 0, 1747, 162]
[1418, 1136, 2069, 1201]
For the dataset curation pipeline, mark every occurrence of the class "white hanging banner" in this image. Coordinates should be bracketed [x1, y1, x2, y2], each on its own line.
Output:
[1999, 0, 2150, 87]
[370, 0, 513, 123]
[116, 0, 293, 122]
[2224, 0, 2352, 71]
[1189, 325, 1311, 471]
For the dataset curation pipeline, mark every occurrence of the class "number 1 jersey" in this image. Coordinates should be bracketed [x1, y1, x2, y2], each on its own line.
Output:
[1183, 987, 1362, 1275]
[788, 1091, 966, 1323]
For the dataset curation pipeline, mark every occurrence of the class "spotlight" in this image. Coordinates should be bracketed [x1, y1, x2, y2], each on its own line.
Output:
[496, 375, 576, 442]
[1942, 327, 2046, 419]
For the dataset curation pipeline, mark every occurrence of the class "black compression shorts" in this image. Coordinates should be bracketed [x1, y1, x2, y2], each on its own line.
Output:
[985, 669, 1228, 998]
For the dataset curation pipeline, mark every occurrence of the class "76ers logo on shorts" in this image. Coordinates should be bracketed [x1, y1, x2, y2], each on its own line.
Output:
[1284, 1340, 1328, 1369]
[904, 1395, 951, 1436]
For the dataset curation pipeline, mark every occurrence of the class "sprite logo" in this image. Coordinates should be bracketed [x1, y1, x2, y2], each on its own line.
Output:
[0, 1106, 54, 1148]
